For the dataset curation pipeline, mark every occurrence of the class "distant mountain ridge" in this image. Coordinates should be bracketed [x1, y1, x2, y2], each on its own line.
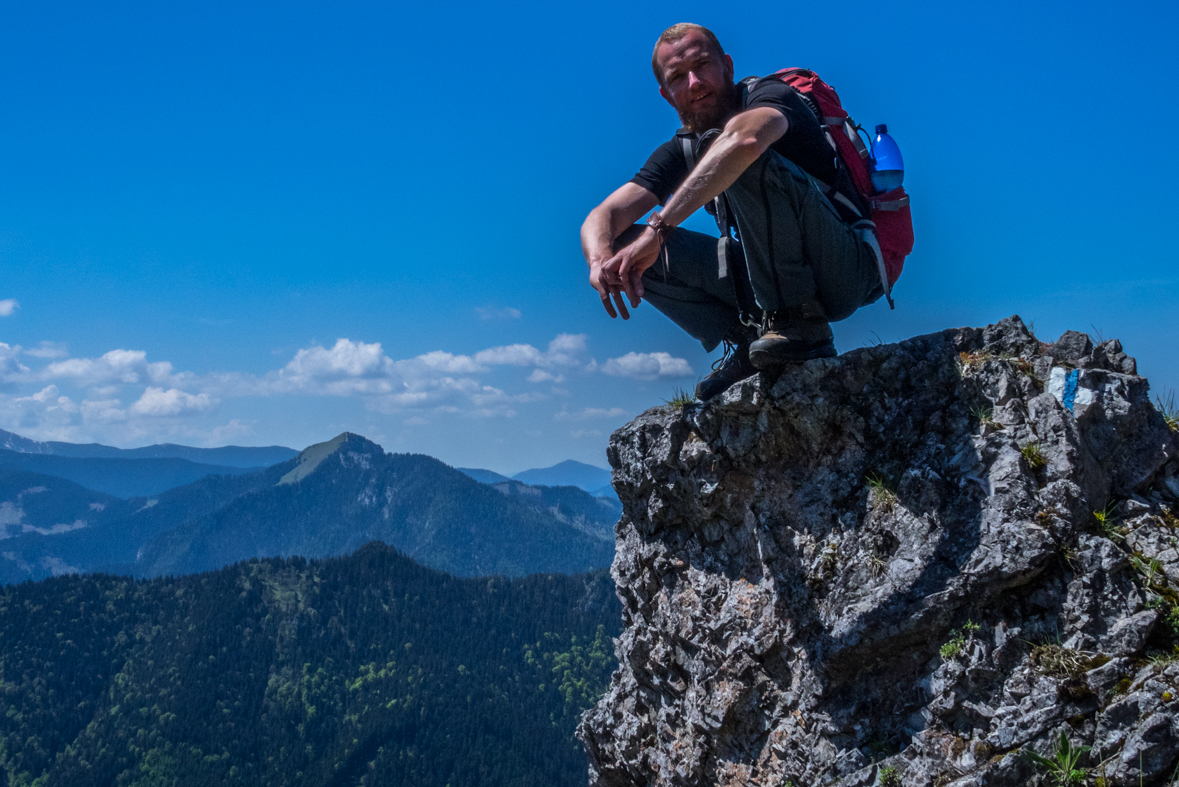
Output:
[456, 467, 512, 484]
[0, 428, 296, 468]
[0, 470, 131, 540]
[459, 459, 616, 499]
[0, 433, 618, 584]
[134, 434, 615, 579]
[0, 448, 262, 499]
[512, 459, 612, 491]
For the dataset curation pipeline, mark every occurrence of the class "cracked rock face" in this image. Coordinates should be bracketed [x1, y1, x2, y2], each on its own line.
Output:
[578, 317, 1179, 787]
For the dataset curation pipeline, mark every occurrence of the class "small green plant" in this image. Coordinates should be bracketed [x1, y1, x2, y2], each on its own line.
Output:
[1157, 389, 1179, 433]
[939, 621, 980, 661]
[1145, 646, 1179, 669]
[1022, 730, 1090, 786]
[1001, 353, 1038, 379]
[970, 404, 1003, 431]
[865, 473, 897, 512]
[1131, 555, 1164, 589]
[1030, 643, 1097, 678]
[878, 764, 902, 787]
[868, 550, 887, 578]
[818, 542, 840, 575]
[939, 637, 963, 661]
[958, 350, 995, 370]
[1159, 507, 1179, 530]
[1093, 502, 1122, 540]
[664, 387, 696, 410]
[1143, 596, 1179, 638]
[1021, 441, 1049, 472]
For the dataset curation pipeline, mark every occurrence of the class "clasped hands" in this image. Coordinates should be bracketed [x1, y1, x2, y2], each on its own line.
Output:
[589, 226, 663, 319]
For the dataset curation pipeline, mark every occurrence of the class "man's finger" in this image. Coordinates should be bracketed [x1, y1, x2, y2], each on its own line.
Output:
[602, 253, 625, 286]
[617, 262, 642, 308]
[629, 270, 645, 303]
[599, 291, 618, 319]
[612, 290, 630, 320]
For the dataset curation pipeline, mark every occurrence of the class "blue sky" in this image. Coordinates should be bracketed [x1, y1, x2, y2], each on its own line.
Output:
[1, 0, 1175, 474]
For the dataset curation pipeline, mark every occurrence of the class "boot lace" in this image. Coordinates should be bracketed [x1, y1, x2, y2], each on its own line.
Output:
[711, 340, 738, 373]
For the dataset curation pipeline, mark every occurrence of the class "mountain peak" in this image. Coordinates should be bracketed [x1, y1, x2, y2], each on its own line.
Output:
[277, 433, 381, 486]
[581, 317, 1179, 787]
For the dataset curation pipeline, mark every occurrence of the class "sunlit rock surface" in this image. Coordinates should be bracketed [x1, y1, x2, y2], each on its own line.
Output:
[580, 317, 1179, 787]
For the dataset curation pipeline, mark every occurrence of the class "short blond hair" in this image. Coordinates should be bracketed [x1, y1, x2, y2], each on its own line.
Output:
[651, 23, 725, 87]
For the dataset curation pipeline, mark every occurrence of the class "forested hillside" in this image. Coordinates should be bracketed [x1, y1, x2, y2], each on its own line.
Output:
[0, 544, 620, 787]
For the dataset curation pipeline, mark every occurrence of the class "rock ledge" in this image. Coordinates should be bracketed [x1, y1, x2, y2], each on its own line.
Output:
[579, 317, 1179, 787]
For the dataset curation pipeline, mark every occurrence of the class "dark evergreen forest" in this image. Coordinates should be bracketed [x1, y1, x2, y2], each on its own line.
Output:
[0, 544, 620, 786]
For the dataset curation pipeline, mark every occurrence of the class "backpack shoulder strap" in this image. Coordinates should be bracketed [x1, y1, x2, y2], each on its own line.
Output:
[678, 131, 696, 171]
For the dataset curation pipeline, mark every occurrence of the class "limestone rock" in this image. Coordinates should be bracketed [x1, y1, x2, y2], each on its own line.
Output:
[579, 316, 1179, 787]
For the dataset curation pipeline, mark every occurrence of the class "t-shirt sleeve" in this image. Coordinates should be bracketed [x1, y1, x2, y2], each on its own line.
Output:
[742, 77, 814, 132]
[629, 139, 689, 206]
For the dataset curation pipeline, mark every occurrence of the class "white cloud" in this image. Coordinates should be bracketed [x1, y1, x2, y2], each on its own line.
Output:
[527, 369, 563, 383]
[0, 344, 31, 383]
[275, 339, 396, 395]
[570, 429, 603, 439]
[42, 349, 176, 387]
[0, 331, 616, 445]
[473, 344, 542, 367]
[475, 306, 521, 320]
[414, 351, 483, 374]
[601, 352, 693, 381]
[210, 419, 253, 443]
[0, 300, 18, 317]
[24, 341, 68, 359]
[129, 387, 215, 417]
[545, 334, 587, 366]
[80, 398, 127, 423]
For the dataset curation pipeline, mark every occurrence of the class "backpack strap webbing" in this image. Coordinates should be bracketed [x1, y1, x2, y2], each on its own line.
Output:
[680, 133, 761, 325]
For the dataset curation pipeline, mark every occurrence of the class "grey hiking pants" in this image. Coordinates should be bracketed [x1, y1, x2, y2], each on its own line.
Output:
[635, 149, 883, 352]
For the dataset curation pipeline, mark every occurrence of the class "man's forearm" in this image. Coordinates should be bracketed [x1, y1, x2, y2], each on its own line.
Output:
[659, 107, 789, 227]
[581, 184, 660, 265]
[581, 207, 615, 265]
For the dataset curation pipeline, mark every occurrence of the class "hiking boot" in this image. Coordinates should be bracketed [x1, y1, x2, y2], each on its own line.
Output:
[748, 299, 837, 370]
[695, 325, 758, 401]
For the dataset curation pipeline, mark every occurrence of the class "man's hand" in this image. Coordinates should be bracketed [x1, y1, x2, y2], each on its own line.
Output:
[603, 226, 662, 308]
[580, 183, 660, 319]
[588, 259, 632, 319]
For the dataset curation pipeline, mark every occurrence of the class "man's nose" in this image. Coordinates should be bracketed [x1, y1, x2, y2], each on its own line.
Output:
[687, 71, 702, 89]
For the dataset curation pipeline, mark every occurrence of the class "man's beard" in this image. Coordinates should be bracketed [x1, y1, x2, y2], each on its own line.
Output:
[677, 79, 740, 134]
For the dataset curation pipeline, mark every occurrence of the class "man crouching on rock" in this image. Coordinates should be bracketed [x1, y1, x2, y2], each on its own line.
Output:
[581, 23, 883, 400]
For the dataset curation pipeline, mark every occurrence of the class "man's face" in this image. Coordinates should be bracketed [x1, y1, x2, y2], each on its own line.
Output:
[655, 31, 737, 133]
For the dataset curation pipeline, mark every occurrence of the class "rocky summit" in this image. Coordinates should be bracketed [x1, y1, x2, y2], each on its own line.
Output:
[578, 317, 1179, 787]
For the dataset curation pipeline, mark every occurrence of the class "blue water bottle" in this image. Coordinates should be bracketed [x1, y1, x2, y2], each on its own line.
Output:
[870, 124, 904, 193]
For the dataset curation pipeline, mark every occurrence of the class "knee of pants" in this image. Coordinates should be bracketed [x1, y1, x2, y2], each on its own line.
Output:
[819, 291, 865, 323]
[819, 280, 883, 322]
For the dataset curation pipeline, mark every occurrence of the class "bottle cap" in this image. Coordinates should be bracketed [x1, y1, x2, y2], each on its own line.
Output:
[875, 124, 888, 135]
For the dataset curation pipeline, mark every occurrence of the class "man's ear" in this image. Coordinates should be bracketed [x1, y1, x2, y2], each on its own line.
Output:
[723, 53, 734, 80]
[659, 85, 676, 109]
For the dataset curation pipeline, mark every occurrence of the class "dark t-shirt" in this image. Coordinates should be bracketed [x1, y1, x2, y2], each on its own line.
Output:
[630, 76, 838, 205]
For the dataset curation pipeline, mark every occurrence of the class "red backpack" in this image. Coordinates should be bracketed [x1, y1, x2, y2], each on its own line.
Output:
[774, 68, 914, 308]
